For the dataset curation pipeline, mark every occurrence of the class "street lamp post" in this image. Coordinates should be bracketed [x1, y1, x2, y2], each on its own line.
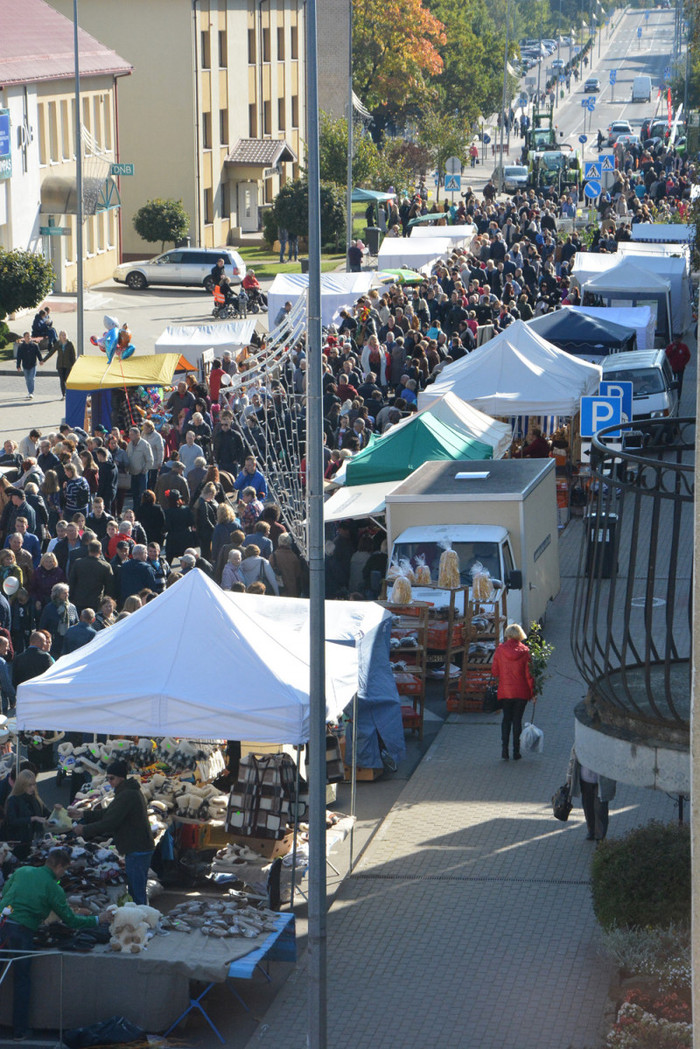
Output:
[72, 0, 84, 356]
[498, 0, 512, 192]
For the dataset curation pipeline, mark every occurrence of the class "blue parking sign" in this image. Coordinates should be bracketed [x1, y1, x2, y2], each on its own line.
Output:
[580, 396, 623, 438]
[600, 380, 633, 422]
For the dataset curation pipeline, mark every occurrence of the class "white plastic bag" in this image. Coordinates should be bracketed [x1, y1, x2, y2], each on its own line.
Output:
[520, 721, 544, 753]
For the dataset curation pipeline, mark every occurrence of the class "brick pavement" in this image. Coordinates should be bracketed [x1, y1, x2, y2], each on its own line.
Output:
[243, 519, 677, 1049]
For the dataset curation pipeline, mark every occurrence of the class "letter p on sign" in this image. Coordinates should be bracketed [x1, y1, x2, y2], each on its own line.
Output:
[580, 395, 623, 438]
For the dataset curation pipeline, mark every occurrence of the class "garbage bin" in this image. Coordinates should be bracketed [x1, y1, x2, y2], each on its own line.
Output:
[300, 258, 309, 273]
[585, 510, 618, 579]
[364, 226, 382, 255]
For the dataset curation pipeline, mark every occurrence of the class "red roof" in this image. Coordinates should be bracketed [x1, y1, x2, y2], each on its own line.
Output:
[0, 0, 131, 86]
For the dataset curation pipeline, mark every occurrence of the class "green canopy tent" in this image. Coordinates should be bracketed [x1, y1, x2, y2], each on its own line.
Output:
[376, 269, 425, 284]
[345, 413, 492, 486]
[351, 189, 397, 203]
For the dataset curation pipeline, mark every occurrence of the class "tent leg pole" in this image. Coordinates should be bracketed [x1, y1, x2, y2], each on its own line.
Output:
[349, 692, 358, 873]
[290, 748, 301, 912]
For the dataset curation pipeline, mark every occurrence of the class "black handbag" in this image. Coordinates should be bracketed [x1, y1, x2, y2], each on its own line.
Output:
[482, 683, 500, 713]
[552, 783, 573, 822]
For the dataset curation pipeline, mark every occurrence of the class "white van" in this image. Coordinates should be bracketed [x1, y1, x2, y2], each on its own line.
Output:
[632, 75, 652, 102]
[601, 350, 679, 420]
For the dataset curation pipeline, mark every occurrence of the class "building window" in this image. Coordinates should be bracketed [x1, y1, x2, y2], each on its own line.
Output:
[204, 187, 213, 224]
[264, 177, 274, 205]
[97, 210, 106, 252]
[249, 104, 257, 138]
[248, 28, 256, 63]
[277, 26, 285, 59]
[107, 209, 116, 249]
[220, 108, 229, 145]
[37, 104, 47, 165]
[103, 97, 113, 152]
[92, 97, 102, 150]
[60, 100, 71, 160]
[291, 25, 298, 59]
[291, 95, 299, 129]
[202, 112, 212, 150]
[263, 101, 271, 136]
[48, 101, 59, 163]
[82, 96, 91, 133]
[218, 30, 227, 66]
[201, 30, 211, 69]
[86, 214, 96, 256]
[222, 181, 231, 218]
[262, 27, 271, 63]
[278, 98, 286, 131]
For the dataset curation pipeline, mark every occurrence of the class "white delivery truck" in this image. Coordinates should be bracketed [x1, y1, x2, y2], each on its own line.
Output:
[632, 75, 652, 102]
[385, 459, 561, 626]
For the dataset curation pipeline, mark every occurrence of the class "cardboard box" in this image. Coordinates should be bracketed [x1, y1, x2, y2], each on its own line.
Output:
[227, 830, 295, 859]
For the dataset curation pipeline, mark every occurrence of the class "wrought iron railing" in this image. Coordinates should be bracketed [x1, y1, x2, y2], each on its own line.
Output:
[571, 418, 694, 732]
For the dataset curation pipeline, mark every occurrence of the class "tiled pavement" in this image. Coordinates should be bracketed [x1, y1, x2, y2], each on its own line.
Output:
[244, 518, 678, 1049]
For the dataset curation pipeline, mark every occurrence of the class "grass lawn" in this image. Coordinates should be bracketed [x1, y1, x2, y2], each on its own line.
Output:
[236, 244, 346, 280]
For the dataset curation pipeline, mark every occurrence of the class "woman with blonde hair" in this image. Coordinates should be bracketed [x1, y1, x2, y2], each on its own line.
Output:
[29, 551, 65, 616]
[4, 769, 52, 854]
[491, 623, 535, 762]
[211, 502, 238, 565]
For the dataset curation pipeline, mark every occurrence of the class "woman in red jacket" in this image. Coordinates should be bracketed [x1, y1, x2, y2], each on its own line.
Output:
[491, 623, 535, 761]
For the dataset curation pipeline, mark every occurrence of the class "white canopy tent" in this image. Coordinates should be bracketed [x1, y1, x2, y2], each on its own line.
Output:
[267, 272, 373, 328]
[630, 223, 694, 244]
[417, 320, 602, 416]
[617, 240, 690, 269]
[572, 254, 686, 334]
[377, 237, 449, 273]
[568, 305, 656, 351]
[154, 320, 257, 366]
[15, 570, 390, 744]
[579, 262, 673, 342]
[411, 224, 476, 249]
[324, 480, 401, 523]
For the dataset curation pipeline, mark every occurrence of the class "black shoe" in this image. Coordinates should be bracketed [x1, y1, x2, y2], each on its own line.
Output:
[586, 833, 595, 841]
[501, 747, 509, 760]
[513, 752, 522, 761]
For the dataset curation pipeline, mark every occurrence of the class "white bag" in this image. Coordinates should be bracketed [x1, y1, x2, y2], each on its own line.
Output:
[520, 721, 544, 753]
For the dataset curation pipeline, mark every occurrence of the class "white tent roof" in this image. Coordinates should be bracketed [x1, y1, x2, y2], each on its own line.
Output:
[417, 320, 602, 416]
[15, 571, 389, 744]
[377, 237, 449, 273]
[154, 321, 257, 365]
[267, 271, 373, 327]
[630, 223, 694, 243]
[568, 305, 655, 351]
[617, 240, 690, 269]
[571, 254, 675, 290]
[324, 480, 400, 522]
[411, 224, 476, 248]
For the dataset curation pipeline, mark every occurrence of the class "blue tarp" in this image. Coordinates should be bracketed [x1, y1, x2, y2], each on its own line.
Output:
[344, 616, 405, 770]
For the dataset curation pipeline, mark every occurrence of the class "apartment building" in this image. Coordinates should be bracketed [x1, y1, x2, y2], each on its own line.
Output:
[0, 0, 131, 291]
[50, 0, 306, 258]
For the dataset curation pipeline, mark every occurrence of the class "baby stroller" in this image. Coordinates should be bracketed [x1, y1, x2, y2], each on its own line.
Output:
[211, 284, 247, 320]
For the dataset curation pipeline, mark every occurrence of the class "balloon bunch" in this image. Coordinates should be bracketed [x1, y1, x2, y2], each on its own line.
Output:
[90, 314, 135, 363]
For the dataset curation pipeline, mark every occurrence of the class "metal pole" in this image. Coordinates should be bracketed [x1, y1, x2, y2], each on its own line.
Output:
[498, 0, 511, 192]
[345, 0, 353, 267]
[73, 0, 84, 356]
[305, 0, 327, 1045]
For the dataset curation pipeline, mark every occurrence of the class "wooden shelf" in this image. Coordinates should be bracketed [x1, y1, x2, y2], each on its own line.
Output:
[380, 599, 429, 740]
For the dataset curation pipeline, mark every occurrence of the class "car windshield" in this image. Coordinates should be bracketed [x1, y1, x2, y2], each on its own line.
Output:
[604, 367, 665, 396]
[505, 167, 527, 177]
[392, 541, 502, 587]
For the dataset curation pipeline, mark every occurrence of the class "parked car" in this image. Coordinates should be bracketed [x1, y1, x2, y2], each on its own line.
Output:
[551, 58, 566, 69]
[113, 247, 246, 291]
[607, 119, 633, 145]
[584, 77, 601, 92]
[493, 164, 529, 192]
[615, 134, 641, 148]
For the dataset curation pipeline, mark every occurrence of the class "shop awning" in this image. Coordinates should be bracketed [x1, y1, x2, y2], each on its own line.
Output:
[66, 352, 194, 392]
[40, 175, 111, 215]
[225, 138, 297, 167]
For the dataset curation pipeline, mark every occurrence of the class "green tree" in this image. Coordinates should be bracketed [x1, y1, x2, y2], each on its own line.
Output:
[273, 179, 346, 249]
[0, 249, 55, 321]
[417, 108, 468, 199]
[318, 112, 382, 186]
[132, 198, 190, 252]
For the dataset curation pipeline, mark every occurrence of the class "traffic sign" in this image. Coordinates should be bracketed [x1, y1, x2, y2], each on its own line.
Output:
[645, 10, 650, 18]
[0, 109, 10, 181]
[110, 162, 135, 177]
[444, 174, 461, 191]
[445, 156, 462, 175]
[609, 69, 617, 84]
[600, 154, 615, 172]
[584, 179, 602, 198]
[586, 96, 596, 112]
[39, 226, 71, 236]
[483, 132, 491, 144]
[664, 65, 671, 81]
[579, 134, 588, 143]
[584, 161, 601, 179]
[600, 380, 633, 423]
[580, 396, 623, 438]
[637, 26, 642, 37]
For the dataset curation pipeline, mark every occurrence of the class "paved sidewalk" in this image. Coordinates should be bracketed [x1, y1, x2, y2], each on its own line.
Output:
[242, 519, 677, 1049]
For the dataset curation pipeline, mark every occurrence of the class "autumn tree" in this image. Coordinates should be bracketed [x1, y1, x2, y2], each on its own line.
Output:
[353, 0, 446, 116]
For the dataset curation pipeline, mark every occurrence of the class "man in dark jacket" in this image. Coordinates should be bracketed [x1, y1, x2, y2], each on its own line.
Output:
[96, 448, 119, 513]
[213, 417, 246, 474]
[118, 544, 157, 606]
[69, 540, 114, 611]
[15, 334, 44, 399]
[61, 608, 97, 654]
[42, 330, 76, 398]
[72, 759, 155, 904]
[0, 488, 37, 540]
[11, 631, 54, 687]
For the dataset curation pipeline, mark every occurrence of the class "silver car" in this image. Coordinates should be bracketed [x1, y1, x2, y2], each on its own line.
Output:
[113, 247, 246, 291]
[495, 164, 529, 192]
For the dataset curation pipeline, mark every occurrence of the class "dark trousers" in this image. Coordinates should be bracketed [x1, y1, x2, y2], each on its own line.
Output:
[130, 472, 147, 510]
[581, 780, 609, 840]
[673, 370, 685, 396]
[57, 367, 70, 397]
[3, 920, 35, 1036]
[125, 850, 154, 904]
[501, 698, 528, 754]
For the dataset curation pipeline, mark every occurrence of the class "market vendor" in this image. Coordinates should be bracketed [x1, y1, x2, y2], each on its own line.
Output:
[2, 769, 53, 859]
[71, 759, 154, 905]
[1, 846, 110, 1041]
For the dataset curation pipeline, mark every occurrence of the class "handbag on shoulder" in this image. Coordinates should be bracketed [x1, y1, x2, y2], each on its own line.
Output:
[482, 683, 500, 713]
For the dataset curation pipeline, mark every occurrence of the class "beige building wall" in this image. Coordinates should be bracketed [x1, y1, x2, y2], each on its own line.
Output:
[35, 76, 120, 291]
[317, 0, 350, 119]
[50, 0, 305, 256]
